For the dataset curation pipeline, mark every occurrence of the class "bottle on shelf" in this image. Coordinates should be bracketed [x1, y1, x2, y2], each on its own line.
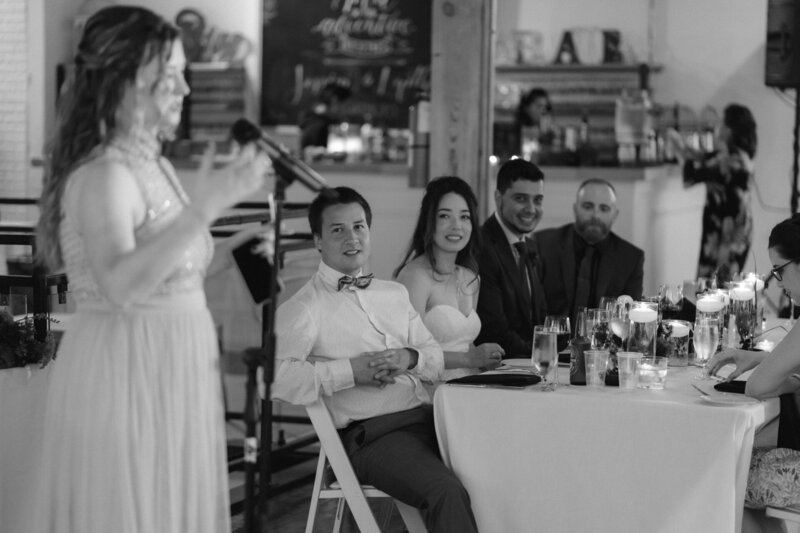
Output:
[578, 111, 590, 146]
[360, 114, 373, 162]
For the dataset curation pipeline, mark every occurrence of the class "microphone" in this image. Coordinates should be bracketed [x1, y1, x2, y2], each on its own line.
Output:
[230, 119, 328, 192]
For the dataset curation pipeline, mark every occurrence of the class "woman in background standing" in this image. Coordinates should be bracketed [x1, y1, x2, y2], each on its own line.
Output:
[671, 103, 757, 285]
[394, 176, 503, 382]
[32, 6, 265, 532]
[514, 87, 557, 160]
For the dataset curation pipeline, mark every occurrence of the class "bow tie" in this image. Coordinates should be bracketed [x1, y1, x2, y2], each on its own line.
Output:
[338, 273, 374, 291]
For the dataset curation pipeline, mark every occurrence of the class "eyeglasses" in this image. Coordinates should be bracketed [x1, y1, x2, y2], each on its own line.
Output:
[771, 259, 796, 282]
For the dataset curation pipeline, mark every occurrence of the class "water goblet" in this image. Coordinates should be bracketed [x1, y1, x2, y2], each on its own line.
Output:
[608, 300, 631, 351]
[598, 296, 617, 312]
[659, 284, 684, 319]
[586, 308, 612, 350]
[693, 317, 720, 379]
[544, 315, 571, 354]
[532, 325, 558, 390]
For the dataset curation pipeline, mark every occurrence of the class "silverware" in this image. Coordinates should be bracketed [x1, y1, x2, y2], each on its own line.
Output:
[691, 383, 710, 397]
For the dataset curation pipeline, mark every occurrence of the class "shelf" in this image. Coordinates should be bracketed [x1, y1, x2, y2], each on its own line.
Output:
[492, 63, 664, 163]
[496, 63, 662, 75]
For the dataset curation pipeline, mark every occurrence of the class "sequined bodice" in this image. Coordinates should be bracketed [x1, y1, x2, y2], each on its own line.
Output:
[60, 134, 213, 304]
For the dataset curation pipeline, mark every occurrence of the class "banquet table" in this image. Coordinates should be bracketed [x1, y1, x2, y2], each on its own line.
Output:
[433, 366, 780, 533]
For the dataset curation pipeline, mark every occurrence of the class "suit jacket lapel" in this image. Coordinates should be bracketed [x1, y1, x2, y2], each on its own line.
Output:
[486, 218, 532, 321]
[525, 236, 546, 324]
[561, 227, 577, 309]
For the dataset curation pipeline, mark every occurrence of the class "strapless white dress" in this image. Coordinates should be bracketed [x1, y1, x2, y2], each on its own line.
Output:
[423, 304, 482, 381]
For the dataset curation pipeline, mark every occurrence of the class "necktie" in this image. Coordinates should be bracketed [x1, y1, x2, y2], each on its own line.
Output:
[338, 273, 374, 291]
[513, 241, 531, 296]
[574, 246, 596, 317]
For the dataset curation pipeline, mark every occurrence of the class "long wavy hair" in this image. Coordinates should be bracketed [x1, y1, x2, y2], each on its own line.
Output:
[723, 103, 757, 159]
[394, 176, 481, 279]
[36, 6, 178, 271]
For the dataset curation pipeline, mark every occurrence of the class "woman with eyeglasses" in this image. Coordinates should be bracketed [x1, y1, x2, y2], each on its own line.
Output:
[708, 214, 800, 532]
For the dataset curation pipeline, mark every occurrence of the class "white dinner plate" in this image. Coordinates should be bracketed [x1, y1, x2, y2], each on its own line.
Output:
[501, 358, 533, 369]
[699, 393, 760, 406]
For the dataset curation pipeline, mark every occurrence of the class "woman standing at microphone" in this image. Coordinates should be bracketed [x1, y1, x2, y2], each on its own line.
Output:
[32, 6, 268, 532]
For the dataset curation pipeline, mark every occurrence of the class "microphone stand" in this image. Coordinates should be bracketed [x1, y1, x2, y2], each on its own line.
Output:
[243, 177, 286, 533]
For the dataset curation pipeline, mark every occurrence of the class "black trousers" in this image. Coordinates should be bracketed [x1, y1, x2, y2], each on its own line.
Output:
[341, 406, 479, 533]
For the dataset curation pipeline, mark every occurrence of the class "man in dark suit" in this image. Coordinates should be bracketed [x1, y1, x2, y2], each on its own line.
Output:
[535, 178, 644, 327]
[476, 159, 548, 357]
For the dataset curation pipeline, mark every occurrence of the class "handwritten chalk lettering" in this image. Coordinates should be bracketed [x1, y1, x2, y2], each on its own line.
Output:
[312, 14, 415, 59]
[339, 0, 389, 17]
[261, 0, 431, 128]
[392, 65, 430, 101]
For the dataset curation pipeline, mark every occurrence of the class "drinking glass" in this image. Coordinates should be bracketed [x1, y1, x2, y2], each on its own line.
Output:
[616, 351, 642, 390]
[694, 317, 720, 379]
[584, 349, 609, 388]
[626, 301, 658, 357]
[659, 284, 684, 319]
[695, 294, 725, 359]
[544, 315, 571, 354]
[598, 296, 617, 312]
[637, 356, 669, 389]
[532, 325, 558, 390]
[586, 308, 612, 350]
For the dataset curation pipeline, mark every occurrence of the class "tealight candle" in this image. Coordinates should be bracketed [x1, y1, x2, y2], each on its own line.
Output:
[744, 274, 765, 292]
[730, 286, 755, 301]
[664, 320, 690, 337]
[696, 297, 725, 313]
[629, 306, 658, 323]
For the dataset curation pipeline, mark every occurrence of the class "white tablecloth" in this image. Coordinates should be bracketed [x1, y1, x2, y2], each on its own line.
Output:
[434, 366, 780, 533]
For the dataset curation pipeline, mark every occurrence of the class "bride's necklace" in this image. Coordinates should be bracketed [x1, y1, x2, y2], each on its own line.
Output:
[433, 264, 478, 296]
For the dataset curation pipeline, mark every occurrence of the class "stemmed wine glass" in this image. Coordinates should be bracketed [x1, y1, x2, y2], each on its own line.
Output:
[693, 317, 720, 379]
[544, 315, 571, 357]
[608, 300, 630, 352]
[532, 325, 558, 391]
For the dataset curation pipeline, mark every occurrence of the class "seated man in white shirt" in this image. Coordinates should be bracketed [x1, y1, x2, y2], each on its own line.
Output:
[271, 186, 478, 533]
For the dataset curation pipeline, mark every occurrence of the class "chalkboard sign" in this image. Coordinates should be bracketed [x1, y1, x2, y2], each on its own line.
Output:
[260, 0, 432, 128]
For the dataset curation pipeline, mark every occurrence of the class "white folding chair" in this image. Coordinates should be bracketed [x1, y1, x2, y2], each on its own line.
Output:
[304, 399, 427, 533]
[766, 505, 800, 533]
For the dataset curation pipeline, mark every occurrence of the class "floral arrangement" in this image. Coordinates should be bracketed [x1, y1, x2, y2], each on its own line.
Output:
[0, 310, 57, 370]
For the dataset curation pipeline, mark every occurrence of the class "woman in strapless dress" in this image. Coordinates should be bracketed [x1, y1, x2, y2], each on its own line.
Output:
[395, 176, 504, 381]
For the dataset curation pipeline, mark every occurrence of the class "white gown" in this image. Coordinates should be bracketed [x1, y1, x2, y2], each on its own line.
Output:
[31, 133, 230, 533]
[422, 304, 482, 382]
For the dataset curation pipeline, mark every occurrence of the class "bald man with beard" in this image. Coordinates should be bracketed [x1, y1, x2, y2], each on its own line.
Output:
[535, 178, 644, 327]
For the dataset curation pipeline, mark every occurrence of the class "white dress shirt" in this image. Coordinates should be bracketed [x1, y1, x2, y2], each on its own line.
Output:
[271, 261, 444, 428]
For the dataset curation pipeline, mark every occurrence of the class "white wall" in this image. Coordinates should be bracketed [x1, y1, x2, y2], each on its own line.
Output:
[500, 0, 796, 287]
[499, 0, 653, 64]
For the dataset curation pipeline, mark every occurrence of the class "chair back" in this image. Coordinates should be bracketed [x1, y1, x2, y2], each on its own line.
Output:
[306, 399, 383, 531]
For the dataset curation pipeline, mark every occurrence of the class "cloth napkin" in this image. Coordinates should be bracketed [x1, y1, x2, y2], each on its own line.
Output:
[446, 373, 541, 387]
